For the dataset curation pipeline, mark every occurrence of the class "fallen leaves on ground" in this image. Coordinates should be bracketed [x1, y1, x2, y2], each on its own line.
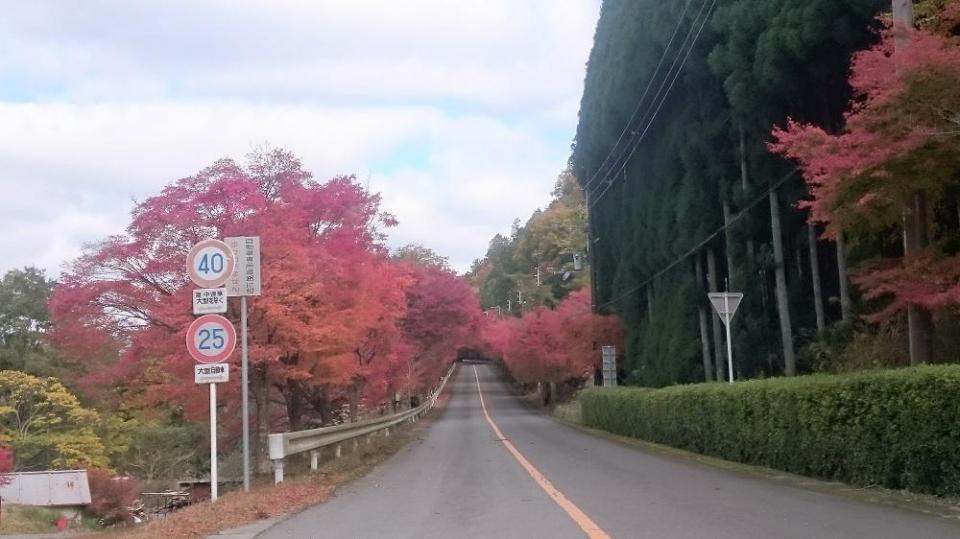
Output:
[107, 476, 332, 539]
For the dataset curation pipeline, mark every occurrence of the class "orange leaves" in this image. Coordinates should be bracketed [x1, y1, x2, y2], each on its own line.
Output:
[48, 149, 482, 430]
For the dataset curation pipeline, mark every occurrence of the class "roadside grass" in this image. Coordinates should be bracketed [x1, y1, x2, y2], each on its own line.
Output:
[553, 394, 960, 522]
[552, 398, 582, 424]
[0, 504, 63, 534]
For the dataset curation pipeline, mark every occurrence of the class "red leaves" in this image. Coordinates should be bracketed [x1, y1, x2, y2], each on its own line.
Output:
[770, 18, 960, 318]
[87, 469, 140, 525]
[0, 446, 12, 486]
[483, 290, 623, 384]
[770, 24, 960, 234]
[854, 250, 960, 320]
[48, 149, 481, 430]
[400, 261, 482, 391]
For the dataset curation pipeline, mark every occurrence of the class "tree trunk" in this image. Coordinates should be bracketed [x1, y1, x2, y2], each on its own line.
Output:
[723, 201, 736, 290]
[707, 248, 724, 381]
[349, 382, 360, 422]
[283, 379, 304, 432]
[311, 388, 333, 426]
[253, 365, 270, 474]
[739, 125, 756, 262]
[892, 1, 932, 364]
[836, 232, 852, 322]
[904, 193, 934, 364]
[770, 189, 796, 375]
[795, 248, 804, 283]
[646, 285, 654, 318]
[695, 254, 714, 382]
[808, 222, 825, 332]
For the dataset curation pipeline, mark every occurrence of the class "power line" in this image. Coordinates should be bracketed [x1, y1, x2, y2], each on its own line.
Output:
[589, 0, 718, 210]
[583, 0, 698, 193]
[595, 169, 797, 311]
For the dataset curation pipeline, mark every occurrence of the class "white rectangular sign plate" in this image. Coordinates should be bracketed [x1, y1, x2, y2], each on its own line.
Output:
[225, 236, 261, 297]
[195, 363, 229, 384]
[708, 292, 744, 325]
[192, 288, 228, 314]
[601, 345, 617, 387]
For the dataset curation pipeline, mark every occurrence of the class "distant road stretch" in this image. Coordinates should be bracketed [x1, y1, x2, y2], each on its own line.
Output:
[260, 364, 960, 538]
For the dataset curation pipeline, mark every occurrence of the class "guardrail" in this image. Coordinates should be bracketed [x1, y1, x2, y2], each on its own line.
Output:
[268, 363, 457, 484]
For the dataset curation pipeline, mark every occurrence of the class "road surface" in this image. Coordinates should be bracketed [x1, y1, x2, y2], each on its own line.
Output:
[260, 363, 960, 538]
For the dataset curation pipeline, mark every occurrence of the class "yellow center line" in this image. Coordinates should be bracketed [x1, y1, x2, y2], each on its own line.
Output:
[473, 365, 612, 539]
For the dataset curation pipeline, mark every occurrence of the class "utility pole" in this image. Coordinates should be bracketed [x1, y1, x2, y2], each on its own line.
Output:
[585, 189, 599, 312]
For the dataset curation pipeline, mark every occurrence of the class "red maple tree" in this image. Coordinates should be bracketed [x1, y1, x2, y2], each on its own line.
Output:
[48, 149, 451, 434]
[483, 290, 622, 386]
[770, 18, 960, 318]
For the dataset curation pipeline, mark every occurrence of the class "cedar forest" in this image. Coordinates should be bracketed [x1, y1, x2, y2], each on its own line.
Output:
[0, 0, 959, 505]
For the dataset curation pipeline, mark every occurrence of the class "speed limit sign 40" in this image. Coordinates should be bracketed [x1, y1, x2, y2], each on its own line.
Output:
[186, 314, 237, 364]
[187, 239, 236, 288]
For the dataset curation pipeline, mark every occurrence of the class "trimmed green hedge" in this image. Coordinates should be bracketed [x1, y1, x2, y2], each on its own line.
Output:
[580, 365, 960, 495]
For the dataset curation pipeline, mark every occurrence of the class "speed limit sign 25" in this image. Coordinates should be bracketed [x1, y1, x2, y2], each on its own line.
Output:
[186, 314, 237, 364]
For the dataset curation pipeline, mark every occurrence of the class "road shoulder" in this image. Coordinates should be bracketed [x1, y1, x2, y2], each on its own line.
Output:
[552, 406, 960, 523]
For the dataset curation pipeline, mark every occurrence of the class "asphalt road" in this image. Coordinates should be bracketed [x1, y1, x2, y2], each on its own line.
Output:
[259, 363, 960, 538]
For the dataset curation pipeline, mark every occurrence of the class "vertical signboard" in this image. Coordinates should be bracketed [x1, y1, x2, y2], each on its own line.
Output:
[225, 236, 262, 297]
[601, 345, 617, 388]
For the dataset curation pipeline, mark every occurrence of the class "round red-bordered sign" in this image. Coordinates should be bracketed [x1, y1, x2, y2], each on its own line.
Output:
[186, 239, 235, 288]
[186, 314, 237, 364]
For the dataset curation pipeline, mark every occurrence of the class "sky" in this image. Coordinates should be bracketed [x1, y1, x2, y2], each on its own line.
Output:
[0, 1, 600, 276]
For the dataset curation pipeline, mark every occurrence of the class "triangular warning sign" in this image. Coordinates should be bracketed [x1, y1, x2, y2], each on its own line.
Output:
[708, 292, 743, 325]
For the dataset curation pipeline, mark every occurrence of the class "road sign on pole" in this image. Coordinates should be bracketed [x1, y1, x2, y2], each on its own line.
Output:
[193, 288, 228, 315]
[224, 236, 261, 494]
[708, 292, 743, 383]
[186, 314, 237, 364]
[209, 382, 218, 501]
[601, 345, 617, 387]
[187, 239, 235, 289]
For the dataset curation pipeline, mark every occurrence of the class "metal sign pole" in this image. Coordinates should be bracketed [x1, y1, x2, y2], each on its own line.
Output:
[210, 382, 218, 501]
[724, 294, 734, 383]
[241, 295, 250, 492]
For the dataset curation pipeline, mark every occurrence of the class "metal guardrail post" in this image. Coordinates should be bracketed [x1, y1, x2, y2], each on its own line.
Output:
[266, 362, 457, 485]
[272, 459, 284, 484]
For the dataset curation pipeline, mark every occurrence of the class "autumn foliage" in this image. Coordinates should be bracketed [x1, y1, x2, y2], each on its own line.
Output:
[0, 446, 11, 485]
[87, 469, 140, 525]
[48, 149, 481, 435]
[482, 290, 623, 385]
[770, 17, 960, 318]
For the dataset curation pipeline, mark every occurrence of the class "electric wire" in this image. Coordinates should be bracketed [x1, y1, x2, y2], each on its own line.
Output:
[582, 0, 698, 193]
[589, 0, 718, 210]
[595, 169, 797, 311]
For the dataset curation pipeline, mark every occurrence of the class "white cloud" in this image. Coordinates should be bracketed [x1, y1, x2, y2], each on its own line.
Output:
[0, 0, 600, 276]
[0, 102, 566, 274]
